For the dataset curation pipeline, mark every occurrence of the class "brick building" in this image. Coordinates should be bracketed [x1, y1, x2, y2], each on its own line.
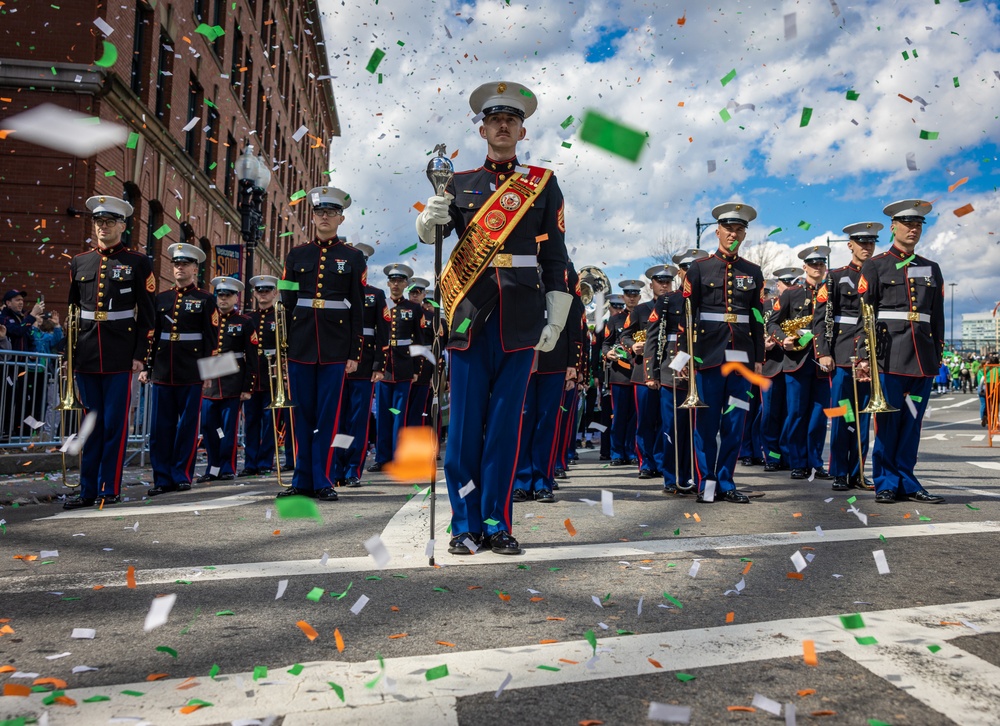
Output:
[0, 0, 338, 309]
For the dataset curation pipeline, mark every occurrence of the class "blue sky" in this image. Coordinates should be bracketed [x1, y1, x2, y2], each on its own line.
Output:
[316, 0, 1000, 343]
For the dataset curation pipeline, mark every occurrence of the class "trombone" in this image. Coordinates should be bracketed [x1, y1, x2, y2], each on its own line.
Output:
[677, 298, 706, 491]
[859, 300, 898, 414]
[57, 305, 83, 488]
[266, 301, 294, 487]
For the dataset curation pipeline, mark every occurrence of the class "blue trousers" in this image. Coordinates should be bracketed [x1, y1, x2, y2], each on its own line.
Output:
[828, 366, 871, 478]
[761, 374, 786, 464]
[873, 375, 932, 495]
[739, 385, 763, 458]
[445, 312, 534, 537]
[374, 380, 411, 464]
[781, 361, 831, 470]
[609, 383, 637, 462]
[515, 372, 564, 493]
[149, 383, 202, 487]
[693, 367, 749, 494]
[75, 371, 132, 499]
[634, 383, 661, 472]
[555, 386, 579, 468]
[659, 384, 692, 489]
[335, 378, 375, 480]
[287, 361, 347, 493]
[202, 397, 241, 477]
[406, 383, 432, 427]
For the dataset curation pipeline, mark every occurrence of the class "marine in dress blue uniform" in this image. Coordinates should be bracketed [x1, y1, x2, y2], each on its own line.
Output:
[278, 186, 366, 502]
[415, 81, 572, 555]
[404, 277, 435, 427]
[683, 202, 766, 504]
[858, 200, 946, 505]
[767, 246, 833, 480]
[598, 295, 625, 459]
[333, 243, 387, 487]
[603, 283, 643, 466]
[143, 243, 218, 496]
[814, 223, 880, 491]
[761, 268, 798, 472]
[553, 265, 587, 478]
[63, 196, 156, 509]
[198, 277, 257, 482]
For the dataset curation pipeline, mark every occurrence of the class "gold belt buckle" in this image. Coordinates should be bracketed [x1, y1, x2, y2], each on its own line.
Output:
[170, 332, 179, 342]
[907, 311, 920, 322]
[723, 313, 737, 323]
[493, 253, 512, 268]
[311, 299, 325, 309]
[94, 311, 107, 321]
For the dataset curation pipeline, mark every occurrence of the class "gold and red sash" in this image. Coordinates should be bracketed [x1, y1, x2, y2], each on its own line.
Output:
[440, 165, 552, 326]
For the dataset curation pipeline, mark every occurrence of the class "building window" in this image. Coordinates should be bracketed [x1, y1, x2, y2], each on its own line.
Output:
[230, 28, 244, 94]
[224, 132, 237, 202]
[122, 183, 142, 250]
[193, 0, 207, 21]
[155, 30, 174, 121]
[130, 1, 154, 99]
[185, 73, 204, 159]
[146, 201, 164, 269]
[204, 103, 220, 179]
[212, 0, 226, 59]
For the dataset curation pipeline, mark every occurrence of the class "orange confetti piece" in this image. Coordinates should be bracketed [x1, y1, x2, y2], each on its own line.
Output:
[33, 677, 67, 690]
[92, 585, 105, 590]
[180, 704, 205, 714]
[529, 596, 545, 602]
[53, 695, 76, 707]
[940, 621, 962, 626]
[296, 620, 319, 641]
[450, 149, 460, 159]
[176, 678, 199, 690]
[948, 176, 969, 193]
[824, 405, 847, 418]
[898, 93, 913, 103]
[537, 639, 558, 645]
[334, 628, 345, 652]
[0, 665, 15, 673]
[692, 513, 701, 523]
[390, 606, 400, 611]
[579, 721, 604, 726]
[648, 658, 663, 668]
[721, 361, 772, 390]
[467, 586, 482, 590]
[741, 562, 753, 575]
[146, 673, 170, 681]
[536, 234, 549, 242]
[677, 14, 686, 25]
[564, 519, 577, 536]
[3, 684, 32, 697]
[388, 632, 408, 639]
[272, 530, 281, 536]
[436, 641, 456, 647]
[812, 711, 837, 717]
[793, 512, 803, 518]
[126, 565, 137, 589]
[0, 625, 13, 635]
[797, 689, 816, 697]
[803, 639, 818, 666]
[677, 101, 685, 107]
[413, 201, 426, 212]
[546, 617, 566, 621]
[787, 572, 804, 580]
[903, 512, 912, 519]
[384, 427, 437, 482]
[684, 512, 691, 519]
[497, 592, 511, 602]
[954, 203, 974, 217]
[726, 611, 735, 623]
[728, 706, 756, 712]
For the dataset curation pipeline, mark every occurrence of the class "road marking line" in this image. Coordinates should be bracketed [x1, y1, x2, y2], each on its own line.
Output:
[35, 491, 269, 520]
[966, 461, 1000, 471]
[4, 520, 998, 593]
[7, 599, 998, 725]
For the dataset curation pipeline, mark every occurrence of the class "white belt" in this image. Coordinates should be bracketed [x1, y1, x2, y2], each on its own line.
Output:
[492, 254, 537, 268]
[231, 352, 245, 359]
[160, 332, 203, 341]
[296, 298, 350, 310]
[263, 349, 276, 356]
[390, 338, 412, 346]
[667, 334, 678, 341]
[80, 310, 134, 321]
[834, 315, 858, 325]
[363, 327, 376, 336]
[701, 312, 749, 324]
[879, 311, 930, 324]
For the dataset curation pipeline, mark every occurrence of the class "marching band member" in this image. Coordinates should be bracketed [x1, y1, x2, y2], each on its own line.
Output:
[415, 80, 571, 555]
[761, 267, 799, 472]
[405, 276, 434, 427]
[597, 294, 625, 460]
[552, 265, 588, 479]
[603, 281, 643, 466]
[63, 196, 155, 509]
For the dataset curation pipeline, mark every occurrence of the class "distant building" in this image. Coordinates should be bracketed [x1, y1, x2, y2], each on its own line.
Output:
[962, 312, 1000, 353]
[0, 0, 338, 306]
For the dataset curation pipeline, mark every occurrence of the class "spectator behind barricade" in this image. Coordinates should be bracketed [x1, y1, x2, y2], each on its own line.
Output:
[0, 323, 10, 351]
[0, 290, 45, 440]
[978, 353, 1000, 427]
[31, 311, 64, 437]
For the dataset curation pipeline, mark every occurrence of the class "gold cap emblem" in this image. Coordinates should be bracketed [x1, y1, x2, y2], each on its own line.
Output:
[497, 82, 507, 94]
[734, 204, 742, 210]
[99, 196, 106, 203]
[866, 223, 873, 229]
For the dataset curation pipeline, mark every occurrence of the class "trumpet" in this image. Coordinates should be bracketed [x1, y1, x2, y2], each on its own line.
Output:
[859, 301, 898, 414]
[57, 304, 83, 412]
[267, 302, 294, 487]
[679, 299, 707, 410]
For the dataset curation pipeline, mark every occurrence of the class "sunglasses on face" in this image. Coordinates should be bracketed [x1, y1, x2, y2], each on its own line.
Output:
[216, 291, 236, 297]
[254, 287, 276, 293]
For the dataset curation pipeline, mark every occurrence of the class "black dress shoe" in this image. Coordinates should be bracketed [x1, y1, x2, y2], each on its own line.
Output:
[599, 454, 610, 461]
[812, 467, 834, 480]
[276, 487, 311, 498]
[629, 458, 640, 466]
[874, 489, 898, 504]
[177, 483, 192, 491]
[551, 481, 559, 490]
[314, 487, 339, 501]
[512, 489, 530, 503]
[832, 476, 850, 491]
[584, 440, 594, 449]
[345, 477, 362, 488]
[850, 474, 875, 491]
[257, 468, 273, 476]
[217, 473, 235, 481]
[238, 468, 258, 477]
[608, 459, 626, 467]
[763, 462, 782, 472]
[752, 457, 767, 466]
[366, 462, 383, 472]
[147, 484, 179, 496]
[790, 468, 809, 480]
[553, 468, 567, 479]
[98, 495, 121, 505]
[739, 456, 753, 466]
[720, 490, 751, 504]
[63, 496, 96, 510]
[662, 486, 677, 495]
[907, 488, 945, 504]
[535, 488, 555, 503]
[196, 474, 217, 483]
[448, 533, 480, 555]
[637, 469, 656, 479]
[488, 531, 522, 555]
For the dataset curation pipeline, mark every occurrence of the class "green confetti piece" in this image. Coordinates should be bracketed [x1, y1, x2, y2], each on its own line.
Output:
[879, 534, 887, 543]
[927, 644, 942, 653]
[868, 721, 892, 726]
[752, 308, 765, 324]
[396, 40, 405, 46]
[279, 231, 294, 237]
[693, 356, 703, 364]
[720, 69, 737, 86]
[175, 208, 182, 220]
[126, 131, 140, 149]
[517, 564, 530, 570]
[276, 279, 300, 290]
[549, 567, 561, 571]
[208, 161, 217, 171]
[392, 573, 409, 578]
[121, 690, 145, 697]
[94, 40, 118, 68]
[768, 451, 781, 459]
[328, 682, 345, 701]
[156, 646, 178, 658]
[366, 48, 386, 74]
[455, 318, 472, 334]
[484, 518, 500, 526]
[908, 395, 923, 403]
[365, 575, 382, 581]
[578, 109, 647, 162]
[840, 613, 866, 630]
[433, 587, 450, 593]
[306, 587, 325, 602]
[616, 629, 635, 635]
[966, 504, 980, 510]
[378, 73, 383, 84]
[797, 331, 814, 347]
[902, 50, 910, 60]
[719, 108, 732, 122]
[798, 220, 812, 231]
[560, 115, 575, 129]
[275, 494, 322, 521]
[662, 592, 683, 609]
[673, 528, 680, 535]
[675, 672, 696, 682]
[400, 243, 418, 255]
[855, 635, 879, 645]
[728, 238, 740, 251]
[209, 664, 220, 679]
[288, 664, 304, 676]
[83, 695, 111, 702]
[953, 76, 960, 88]
[425, 664, 450, 681]
[919, 130, 939, 140]
[919, 516, 932, 521]
[253, 666, 267, 681]
[185, 698, 213, 708]
[895, 254, 916, 269]
[846, 90, 860, 101]
[215, 610, 234, 616]
[585, 629, 597, 655]
[152, 223, 172, 240]
[847, 495, 857, 504]
[723, 405, 735, 415]
[389, 407, 401, 415]
[290, 189, 307, 201]
[331, 582, 353, 600]
[194, 23, 225, 41]
[537, 665, 561, 672]
[41, 690, 65, 705]
[768, 227, 783, 236]
[175, 580, 192, 585]
[560, 141, 572, 149]
[799, 107, 813, 127]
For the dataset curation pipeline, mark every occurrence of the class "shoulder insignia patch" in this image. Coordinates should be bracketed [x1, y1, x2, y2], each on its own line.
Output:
[557, 201, 566, 233]
[211, 309, 220, 327]
[250, 330, 259, 346]
[146, 272, 156, 293]
[858, 275, 868, 295]
[648, 308, 659, 323]
[816, 284, 828, 304]
[383, 307, 391, 322]
[683, 278, 692, 297]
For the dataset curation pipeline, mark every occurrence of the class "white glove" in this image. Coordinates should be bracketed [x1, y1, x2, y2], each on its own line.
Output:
[416, 194, 453, 245]
[535, 291, 574, 352]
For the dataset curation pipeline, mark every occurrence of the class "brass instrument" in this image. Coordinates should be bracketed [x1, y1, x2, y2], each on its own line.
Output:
[859, 300, 898, 414]
[779, 314, 814, 352]
[266, 302, 294, 487]
[578, 265, 611, 326]
[679, 298, 707, 409]
[57, 304, 83, 412]
[632, 329, 647, 343]
[849, 356, 870, 488]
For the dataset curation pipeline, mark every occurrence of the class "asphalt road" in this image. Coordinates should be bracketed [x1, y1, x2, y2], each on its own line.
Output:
[0, 391, 998, 725]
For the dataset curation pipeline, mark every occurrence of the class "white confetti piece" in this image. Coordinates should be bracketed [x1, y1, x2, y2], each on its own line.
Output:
[320, 552, 329, 567]
[753, 693, 782, 715]
[960, 619, 982, 632]
[785, 701, 797, 726]
[45, 653, 71, 661]
[601, 489, 614, 517]
[39, 550, 59, 558]
[592, 595, 603, 608]
[905, 395, 918, 418]
[275, 579, 288, 599]
[597, 622, 609, 630]
[637, 596, 643, 615]
[648, 702, 691, 723]
[364, 534, 391, 568]
[669, 351, 690, 372]
[688, 560, 700, 578]
[332, 434, 354, 449]
[588, 422, 608, 433]
[143, 594, 176, 632]
[2, 104, 128, 157]
[458, 480, 476, 498]
[906, 152, 918, 171]
[350, 594, 370, 615]
[873, 549, 890, 575]
[23, 415, 44, 430]
[265, 508, 272, 520]
[702, 479, 716, 503]
[197, 351, 239, 380]
[71, 628, 96, 639]
[63, 411, 98, 456]
[425, 540, 436, 558]
[182, 116, 201, 132]
[71, 665, 99, 674]
[93, 17, 114, 36]
[461, 537, 478, 554]
[724, 349, 749, 363]
[790, 550, 807, 572]
[494, 672, 512, 699]
[292, 125, 309, 142]
[815, 526, 824, 536]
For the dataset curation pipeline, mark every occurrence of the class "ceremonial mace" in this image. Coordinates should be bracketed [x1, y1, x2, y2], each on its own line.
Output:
[426, 144, 454, 566]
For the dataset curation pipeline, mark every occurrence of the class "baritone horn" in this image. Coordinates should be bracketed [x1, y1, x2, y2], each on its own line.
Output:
[859, 300, 898, 414]
[267, 301, 294, 487]
[57, 304, 83, 412]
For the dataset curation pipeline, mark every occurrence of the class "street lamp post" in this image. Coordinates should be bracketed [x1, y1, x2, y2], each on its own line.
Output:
[948, 282, 957, 351]
[235, 145, 271, 308]
[694, 217, 715, 249]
